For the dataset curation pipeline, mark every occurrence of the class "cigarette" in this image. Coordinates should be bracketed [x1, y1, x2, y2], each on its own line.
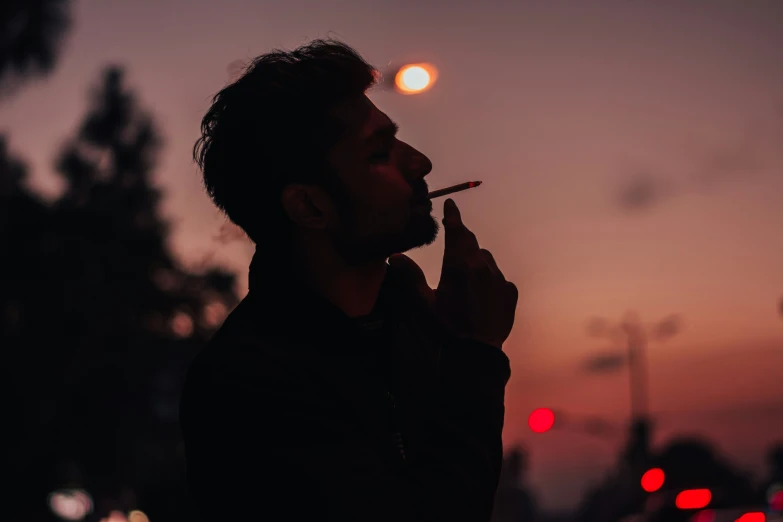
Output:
[427, 181, 482, 199]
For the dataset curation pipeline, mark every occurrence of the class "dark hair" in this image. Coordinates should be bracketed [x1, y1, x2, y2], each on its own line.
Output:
[193, 39, 377, 245]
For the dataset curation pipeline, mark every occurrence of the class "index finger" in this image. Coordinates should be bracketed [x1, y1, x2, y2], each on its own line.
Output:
[443, 199, 480, 263]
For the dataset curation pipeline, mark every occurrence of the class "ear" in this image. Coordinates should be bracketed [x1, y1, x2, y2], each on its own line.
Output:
[280, 184, 335, 230]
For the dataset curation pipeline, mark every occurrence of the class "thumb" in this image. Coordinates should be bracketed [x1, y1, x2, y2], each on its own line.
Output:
[388, 254, 434, 304]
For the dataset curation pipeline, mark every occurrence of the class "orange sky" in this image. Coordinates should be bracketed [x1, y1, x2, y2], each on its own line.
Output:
[2, 0, 781, 509]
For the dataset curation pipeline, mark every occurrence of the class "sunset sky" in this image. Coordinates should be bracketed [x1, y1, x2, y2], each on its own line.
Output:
[2, 0, 781, 509]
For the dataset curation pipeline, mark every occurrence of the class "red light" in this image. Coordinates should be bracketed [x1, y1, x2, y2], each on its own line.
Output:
[676, 489, 712, 510]
[736, 513, 765, 522]
[771, 490, 783, 511]
[641, 468, 665, 492]
[528, 408, 555, 433]
[691, 510, 715, 522]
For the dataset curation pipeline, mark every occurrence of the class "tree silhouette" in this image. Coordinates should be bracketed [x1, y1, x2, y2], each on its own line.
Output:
[575, 436, 756, 522]
[3, 65, 238, 521]
[769, 444, 783, 483]
[0, 133, 50, 242]
[0, 0, 73, 98]
[2, 133, 58, 520]
[654, 438, 755, 503]
[492, 445, 538, 522]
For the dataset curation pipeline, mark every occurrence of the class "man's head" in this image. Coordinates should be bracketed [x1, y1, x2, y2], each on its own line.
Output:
[194, 39, 438, 267]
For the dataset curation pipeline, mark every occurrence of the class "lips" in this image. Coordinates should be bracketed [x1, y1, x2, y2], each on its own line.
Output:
[413, 199, 433, 210]
[412, 189, 430, 204]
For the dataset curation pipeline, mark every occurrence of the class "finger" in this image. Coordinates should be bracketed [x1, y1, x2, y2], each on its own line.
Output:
[387, 254, 435, 305]
[442, 198, 462, 227]
[443, 199, 479, 267]
[478, 248, 504, 279]
[506, 281, 519, 304]
[466, 255, 494, 283]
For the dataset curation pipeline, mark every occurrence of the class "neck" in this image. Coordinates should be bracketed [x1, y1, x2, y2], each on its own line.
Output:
[293, 236, 388, 318]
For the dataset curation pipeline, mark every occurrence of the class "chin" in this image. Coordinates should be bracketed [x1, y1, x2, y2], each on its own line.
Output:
[415, 214, 440, 244]
[397, 213, 440, 252]
[339, 215, 440, 264]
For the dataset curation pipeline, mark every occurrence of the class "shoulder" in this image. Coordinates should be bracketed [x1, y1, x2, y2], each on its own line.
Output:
[179, 295, 301, 418]
[187, 297, 265, 375]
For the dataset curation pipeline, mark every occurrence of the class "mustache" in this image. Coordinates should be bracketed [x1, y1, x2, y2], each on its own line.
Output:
[411, 183, 429, 202]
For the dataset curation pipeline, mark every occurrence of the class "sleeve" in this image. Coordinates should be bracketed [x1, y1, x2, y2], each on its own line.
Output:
[439, 337, 511, 434]
[179, 338, 511, 522]
[407, 337, 511, 522]
[179, 358, 419, 522]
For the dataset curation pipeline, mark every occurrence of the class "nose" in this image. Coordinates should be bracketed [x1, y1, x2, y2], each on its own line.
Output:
[404, 143, 433, 180]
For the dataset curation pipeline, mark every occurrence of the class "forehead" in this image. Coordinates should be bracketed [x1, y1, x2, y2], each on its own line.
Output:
[331, 95, 394, 142]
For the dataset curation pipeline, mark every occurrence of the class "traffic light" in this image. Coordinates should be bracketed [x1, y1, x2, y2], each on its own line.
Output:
[675, 489, 712, 510]
[690, 510, 715, 522]
[769, 483, 783, 511]
[528, 408, 555, 433]
[641, 468, 665, 493]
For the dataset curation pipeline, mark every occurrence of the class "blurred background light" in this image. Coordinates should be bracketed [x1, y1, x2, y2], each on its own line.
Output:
[768, 482, 783, 511]
[128, 510, 150, 522]
[641, 467, 665, 493]
[48, 489, 92, 521]
[394, 63, 438, 94]
[690, 509, 715, 522]
[676, 489, 712, 510]
[100, 511, 128, 522]
[528, 408, 555, 433]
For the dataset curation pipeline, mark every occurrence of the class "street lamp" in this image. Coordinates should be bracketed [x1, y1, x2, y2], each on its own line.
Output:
[378, 62, 439, 95]
[586, 312, 681, 420]
[394, 64, 437, 94]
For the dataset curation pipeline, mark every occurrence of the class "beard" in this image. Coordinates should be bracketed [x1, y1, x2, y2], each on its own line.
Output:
[332, 207, 440, 266]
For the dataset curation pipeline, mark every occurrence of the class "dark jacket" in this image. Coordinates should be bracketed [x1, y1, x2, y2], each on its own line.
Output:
[179, 254, 511, 521]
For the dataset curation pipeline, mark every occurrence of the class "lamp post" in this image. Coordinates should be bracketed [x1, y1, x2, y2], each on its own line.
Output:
[586, 312, 681, 421]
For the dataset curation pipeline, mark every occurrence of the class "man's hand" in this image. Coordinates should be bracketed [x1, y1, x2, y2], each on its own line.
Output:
[389, 198, 518, 350]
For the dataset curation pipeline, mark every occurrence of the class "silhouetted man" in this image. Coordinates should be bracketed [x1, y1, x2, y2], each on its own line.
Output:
[180, 39, 518, 522]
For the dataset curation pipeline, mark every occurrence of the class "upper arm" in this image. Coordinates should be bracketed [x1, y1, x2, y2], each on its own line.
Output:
[181, 361, 326, 518]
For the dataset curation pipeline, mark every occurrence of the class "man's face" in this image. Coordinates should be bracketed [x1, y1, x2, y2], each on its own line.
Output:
[325, 95, 439, 264]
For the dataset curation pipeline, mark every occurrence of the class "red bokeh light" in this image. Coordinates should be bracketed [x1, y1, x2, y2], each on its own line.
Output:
[676, 489, 712, 510]
[771, 490, 783, 511]
[528, 408, 555, 433]
[641, 468, 665, 493]
[736, 512, 765, 522]
[691, 510, 715, 522]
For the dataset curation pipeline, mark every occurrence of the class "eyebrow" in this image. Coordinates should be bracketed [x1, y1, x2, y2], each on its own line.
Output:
[364, 120, 399, 146]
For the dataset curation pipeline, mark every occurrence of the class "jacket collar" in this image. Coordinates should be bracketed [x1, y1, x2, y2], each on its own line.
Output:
[245, 248, 411, 345]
